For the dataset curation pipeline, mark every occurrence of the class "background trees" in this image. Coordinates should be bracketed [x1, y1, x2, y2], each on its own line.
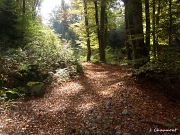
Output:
[0, 0, 21, 48]
[1, 0, 180, 76]
[0, 0, 180, 103]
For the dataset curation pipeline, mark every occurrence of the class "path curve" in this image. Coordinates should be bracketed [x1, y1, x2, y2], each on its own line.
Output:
[0, 62, 180, 135]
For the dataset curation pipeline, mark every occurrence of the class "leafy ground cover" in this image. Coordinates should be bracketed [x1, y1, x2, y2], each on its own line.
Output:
[0, 62, 180, 135]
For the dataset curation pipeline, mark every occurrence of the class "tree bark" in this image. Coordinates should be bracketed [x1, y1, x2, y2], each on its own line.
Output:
[61, 0, 65, 39]
[168, 0, 172, 46]
[145, 0, 150, 58]
[99, 0, 106, 62]
[94, 1, 100, 47]
[124, 0, 147, 60]
[124, 0, 132, 60]
[23, 0, 25, 13]
[83, 0, 91, 61]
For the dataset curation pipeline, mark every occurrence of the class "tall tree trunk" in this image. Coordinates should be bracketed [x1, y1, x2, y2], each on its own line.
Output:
[155, 0, 160, 57]
[168, 0, 172, 46]
[99, 0, 106, 62]
[125, 0, 147, 60]
[23, 0, 25, 13]
[152, 0, 156, 58]
[94, 1, 100, 47]
[83, 0, 91, 61]
[61, 0, 65, 39]
[145, 0, 150, 59]
[104, 11, 108, 48]
[124, 0, 132, 60]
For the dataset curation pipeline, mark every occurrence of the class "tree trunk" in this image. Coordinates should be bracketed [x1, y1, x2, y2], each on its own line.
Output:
[23, 0, 25, 13]
[83, 0, 91, 61]
[99, 0, 106, 62]
[145, 0, 150, 59]
[155, 0, 160, 57]
[124, 0, 132, 60]
[168, 0, 172, 46]
[61, 0, 65, 39]
[104, 11, 108, 48]
[152, 0, 156, 58]
[94, 1, 100, 47]
[124, 0, 147, 60]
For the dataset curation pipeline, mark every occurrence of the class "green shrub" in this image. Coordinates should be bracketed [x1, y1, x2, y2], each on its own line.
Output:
[0, 25, 80, 99]
[134, 46, 180, 79]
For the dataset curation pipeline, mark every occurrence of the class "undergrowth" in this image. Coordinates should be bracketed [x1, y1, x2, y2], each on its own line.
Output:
[0, 26, 81, 101]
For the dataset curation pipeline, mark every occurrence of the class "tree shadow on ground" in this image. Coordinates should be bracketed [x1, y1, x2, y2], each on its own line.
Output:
[1, 62, 180, 135]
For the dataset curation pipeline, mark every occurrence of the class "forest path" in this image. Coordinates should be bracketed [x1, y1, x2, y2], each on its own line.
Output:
[0, 62, 180, 135]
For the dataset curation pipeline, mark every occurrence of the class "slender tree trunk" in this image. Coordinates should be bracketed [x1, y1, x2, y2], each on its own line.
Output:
[169, 0, 172, 46]
[156, 0, 160, 57]
[104, 11, 108, 48]
[94, 1, 100, 47]
[152, 0, 156, 58]
[124, 0, 132, 60]
[145, 0, 150, 59]
[99, 0, 106, 62]
[61, 0, 65, 39]
[83, 0, 91, 61]
[23, 0, 25, 13]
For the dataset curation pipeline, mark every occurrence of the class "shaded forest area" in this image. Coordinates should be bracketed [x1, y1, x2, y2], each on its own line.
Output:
[0, 0, 180, 134]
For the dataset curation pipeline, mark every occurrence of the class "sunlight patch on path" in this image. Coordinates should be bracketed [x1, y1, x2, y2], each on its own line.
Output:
[97, 89, 114, 98]
[58, 82, 84, 96]
[76, 102, 97, 112]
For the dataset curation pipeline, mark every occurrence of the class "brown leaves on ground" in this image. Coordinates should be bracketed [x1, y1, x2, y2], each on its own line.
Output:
[0, 62, 180, 135]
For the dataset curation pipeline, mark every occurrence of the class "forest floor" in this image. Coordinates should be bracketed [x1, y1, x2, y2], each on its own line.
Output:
[0, 62, 180, 135]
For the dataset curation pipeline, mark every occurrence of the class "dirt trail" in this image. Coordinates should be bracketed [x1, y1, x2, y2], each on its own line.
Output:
[0, 62, 180, 135]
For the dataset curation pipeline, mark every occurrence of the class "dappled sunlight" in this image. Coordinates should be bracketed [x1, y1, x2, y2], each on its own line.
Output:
[97, 89, 114, 97]
[58, 82, 84, 96]
[76, 102, 97, 112]
[1, 62, 180, 134]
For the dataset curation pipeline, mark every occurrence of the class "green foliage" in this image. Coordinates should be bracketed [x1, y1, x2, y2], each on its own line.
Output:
[0, 0, 21, 49]
[105, 47, 118, 64]
[134, 46, 180, 78]
[108, 23, 126, 49]
[0, 23, 80, 100]
[126, 57, 150, 69]
[48, 4, 78, 41]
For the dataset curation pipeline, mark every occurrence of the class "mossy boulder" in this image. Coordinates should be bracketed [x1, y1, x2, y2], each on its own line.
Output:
[26, 82, 45, 96]
[5, 90, 20, 99]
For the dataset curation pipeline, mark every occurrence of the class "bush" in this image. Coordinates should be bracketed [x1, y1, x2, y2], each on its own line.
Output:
[134, 46, 180, 79]
[0, 25, 80, 100]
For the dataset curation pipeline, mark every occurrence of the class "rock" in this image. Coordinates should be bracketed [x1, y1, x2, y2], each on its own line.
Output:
[5, 90, 20, 99]
[122, 109, 128, 115]
[123, 93, 129, 98]
[116, 131, 122, 135]
[26, 82, 44, 96]
[103, 124, 109, 129]
[127, 110, 134, 117]
[96, 116, 101, 121]
[105, 100, 114, 108]
[115, 125, 121, 131]
[84, 130, 90, 135]
[118, 82, 123, 86]
[157, 103, 163, 108]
